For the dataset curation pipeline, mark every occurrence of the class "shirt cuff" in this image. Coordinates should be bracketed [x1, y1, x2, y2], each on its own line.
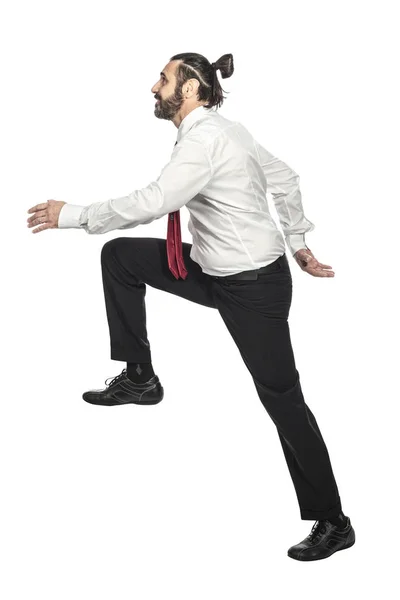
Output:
[58, 203, 85, 229]
[285, 233, 310, 256]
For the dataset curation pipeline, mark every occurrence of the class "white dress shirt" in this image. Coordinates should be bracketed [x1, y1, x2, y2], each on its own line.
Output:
[58, 105, 315, 276]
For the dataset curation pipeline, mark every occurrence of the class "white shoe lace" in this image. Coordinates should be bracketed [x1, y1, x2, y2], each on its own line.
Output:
[104, 368, 127, 388]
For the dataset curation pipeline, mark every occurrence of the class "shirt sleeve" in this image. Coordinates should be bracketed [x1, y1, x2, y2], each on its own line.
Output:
[254, 139, 315, 256]
[57, 134, 213, 234]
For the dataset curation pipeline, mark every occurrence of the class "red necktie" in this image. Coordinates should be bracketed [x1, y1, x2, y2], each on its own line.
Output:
[166, 142, 188, 280]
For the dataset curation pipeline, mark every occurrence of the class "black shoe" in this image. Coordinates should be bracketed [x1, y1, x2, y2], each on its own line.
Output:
[287, 517, 356, 561]
[82, 368, 164, 406]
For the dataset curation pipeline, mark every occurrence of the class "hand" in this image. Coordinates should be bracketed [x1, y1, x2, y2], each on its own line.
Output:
[294, 248, 335, 277]
[27, 200, 66, 233]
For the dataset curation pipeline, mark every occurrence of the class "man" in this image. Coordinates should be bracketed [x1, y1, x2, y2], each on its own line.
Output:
[27, 52, 355, 561]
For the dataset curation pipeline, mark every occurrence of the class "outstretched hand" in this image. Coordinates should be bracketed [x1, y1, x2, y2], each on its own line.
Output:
[27, 200, 66, 233]
[294, 248, 335, 277]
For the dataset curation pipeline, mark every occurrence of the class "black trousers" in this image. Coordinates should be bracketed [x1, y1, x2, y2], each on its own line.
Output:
[101, 236, 342, 521]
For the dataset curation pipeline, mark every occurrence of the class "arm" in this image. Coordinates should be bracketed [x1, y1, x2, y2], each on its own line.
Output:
[57, 135, 213, 234]
[254, 140, 315, 256]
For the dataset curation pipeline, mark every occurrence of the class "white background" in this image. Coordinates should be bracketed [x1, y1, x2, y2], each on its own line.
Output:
[1, 0, 399, 597]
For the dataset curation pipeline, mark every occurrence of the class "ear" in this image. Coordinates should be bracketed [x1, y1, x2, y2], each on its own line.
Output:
[186, 77, 200, 96]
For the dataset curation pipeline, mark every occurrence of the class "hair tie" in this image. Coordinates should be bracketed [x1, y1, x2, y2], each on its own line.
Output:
[211, 62, 218, 96]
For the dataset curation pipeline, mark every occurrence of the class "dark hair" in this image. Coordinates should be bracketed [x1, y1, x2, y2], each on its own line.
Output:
[169, 52, 234, 110]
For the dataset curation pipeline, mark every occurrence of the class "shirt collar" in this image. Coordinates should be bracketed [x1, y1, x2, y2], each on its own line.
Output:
[176, 105, 213, 144]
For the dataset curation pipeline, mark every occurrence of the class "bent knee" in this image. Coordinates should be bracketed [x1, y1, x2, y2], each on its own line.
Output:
[101, 237, 132, 263]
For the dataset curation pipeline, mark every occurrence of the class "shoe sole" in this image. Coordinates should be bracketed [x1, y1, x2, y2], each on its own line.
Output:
[287, 537, 356, 561]
[82, 388, 164, 406]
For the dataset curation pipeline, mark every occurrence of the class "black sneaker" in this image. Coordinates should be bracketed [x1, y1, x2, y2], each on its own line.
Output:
[82, 368, 164, 406]
[287, 517, 356, 561]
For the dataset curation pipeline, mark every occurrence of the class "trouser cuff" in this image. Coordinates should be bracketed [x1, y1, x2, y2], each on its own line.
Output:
[300, 498, 342, 521]
[111, 348, 152, 363]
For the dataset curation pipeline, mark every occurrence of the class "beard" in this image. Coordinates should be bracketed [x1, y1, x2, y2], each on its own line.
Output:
[154, 85, 184, 121]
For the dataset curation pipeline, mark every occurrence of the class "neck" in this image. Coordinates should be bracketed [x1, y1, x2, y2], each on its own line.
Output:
[172, 103, 204, 128]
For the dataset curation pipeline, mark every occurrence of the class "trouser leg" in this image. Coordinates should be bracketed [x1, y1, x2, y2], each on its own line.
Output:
[210, 254, 342, 520]
[100, 237, 217, 362]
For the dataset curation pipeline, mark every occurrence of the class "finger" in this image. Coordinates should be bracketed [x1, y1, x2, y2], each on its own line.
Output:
[27, 209, 47, 223]
[28, 218, 42, 228]
[28, 216, 48, 228]
[307, 267, 335, 277]
[32, 223, 51, 233]
[316, 262, 333, 269]
[27, 202, 48, 214]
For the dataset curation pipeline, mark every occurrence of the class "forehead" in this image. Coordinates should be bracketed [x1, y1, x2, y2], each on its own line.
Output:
[160, 61, 179, 80]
